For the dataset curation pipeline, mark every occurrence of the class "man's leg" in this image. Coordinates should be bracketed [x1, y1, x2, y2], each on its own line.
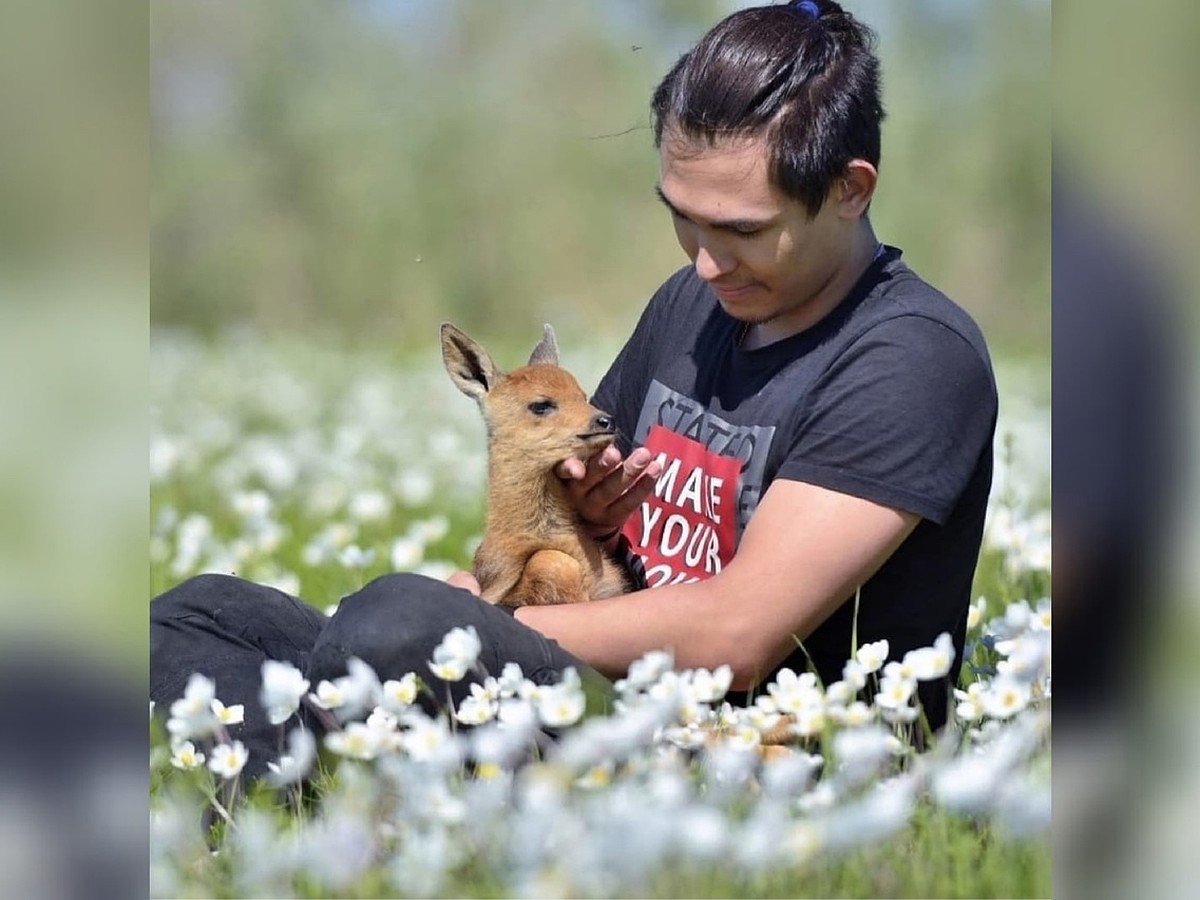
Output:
[150, 573, 328, 779]
[308, 572, 609, 715]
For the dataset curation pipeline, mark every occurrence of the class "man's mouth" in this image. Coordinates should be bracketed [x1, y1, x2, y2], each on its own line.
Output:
[713, 282, 757, 300]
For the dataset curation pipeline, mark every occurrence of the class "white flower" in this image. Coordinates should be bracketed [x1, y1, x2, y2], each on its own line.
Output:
[401, 714, 457, 765]
[880, 703, 919, 724]
[308, 660, 380, 721]
[309, 679, 345, 710]
[766, 668, 822, 715]
[496, 662, 525, 697]
[211, 698, 244, 726]
[981, 677, 1031, 719]
[325, 722, 385, 760]
[884, 734, 907, 756]
[456, 682, 500, 726]
[842, 659, 867, 691]
[994, 630, 1051, 683]
[410, 515, 450, 544]
[169, 740, 205, 770]
[231, 489, 271, 522]
[759, 748, 821, 794]
[832, 724, 892, 785]
[266, 728, 316, 787]
[1002, 599, 1032, 634]
[208, 741, 249, 780]
[260, 659, 310, 725]
[688, 665, 733, 703]
[873, 674, 915, 711]
[536, 677, 586, 729]
[840, 701, 874, 727]
[337, 543, 376, 569]
[743, 697, 783, 734]
[904, 632, 956, 681]
[390, 535, 424, 570]
[427, 626, 482, 682]
[395, 469, 434, 507]
[882, 658, 916, 683]
[167, 673, 219, 740]
[348, 490, 391, 523]
[1030, 596, 1051, 632]
[967, 596, 988, 631]
[381, 673, 419, 714]
[366, 706, 399, 735]
[620, 649, 674, 691]
[789, 706, 827, 738]
[954, 683, 986, 722]
[339, 657, 383, 717]
[931, 752, 998, 813]
[722, 724, 763, 751]
[855, 639, 889, 674]
[824, 679, 855, 706]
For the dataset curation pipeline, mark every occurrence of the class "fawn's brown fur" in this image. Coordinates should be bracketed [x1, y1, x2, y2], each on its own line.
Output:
[440, 322, 632, 608]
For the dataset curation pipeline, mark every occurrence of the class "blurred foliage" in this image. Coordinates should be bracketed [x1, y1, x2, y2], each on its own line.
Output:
[151, 0, 1049, 357]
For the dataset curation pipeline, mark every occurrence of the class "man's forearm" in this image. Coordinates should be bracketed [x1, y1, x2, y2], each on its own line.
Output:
[513, 578, 775, 688]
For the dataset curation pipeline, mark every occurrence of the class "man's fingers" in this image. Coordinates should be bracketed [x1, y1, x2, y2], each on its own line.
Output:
[556, 457, 587, 481]
[592, 447, 660, 505]
[604, 468, 659, 521]
[445, 570, 482, 596]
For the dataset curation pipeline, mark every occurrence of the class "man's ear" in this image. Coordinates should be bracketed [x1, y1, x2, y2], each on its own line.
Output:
[837, 159, 878, 219]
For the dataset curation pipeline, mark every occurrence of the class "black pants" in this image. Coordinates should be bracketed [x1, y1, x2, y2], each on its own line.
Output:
[150, 572, 599, 779]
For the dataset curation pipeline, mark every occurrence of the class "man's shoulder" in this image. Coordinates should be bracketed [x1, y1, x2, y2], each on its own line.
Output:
[858, 250, 992, 364]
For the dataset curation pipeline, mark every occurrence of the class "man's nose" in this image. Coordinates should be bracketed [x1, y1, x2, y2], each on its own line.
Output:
[693, 242, 735, 281]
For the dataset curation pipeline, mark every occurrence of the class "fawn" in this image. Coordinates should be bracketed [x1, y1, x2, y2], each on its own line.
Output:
[440, 322, 632, 608]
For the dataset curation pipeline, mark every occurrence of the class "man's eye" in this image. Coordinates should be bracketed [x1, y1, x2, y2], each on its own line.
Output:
[732, 225, 762, 237]
[528, 399, 557, 416]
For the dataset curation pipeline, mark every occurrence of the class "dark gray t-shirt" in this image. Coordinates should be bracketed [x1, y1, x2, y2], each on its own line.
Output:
[594, 246, 997, 729]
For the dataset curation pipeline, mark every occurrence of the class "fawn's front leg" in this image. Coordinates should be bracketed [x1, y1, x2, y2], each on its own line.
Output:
[500, 549, 589, 607]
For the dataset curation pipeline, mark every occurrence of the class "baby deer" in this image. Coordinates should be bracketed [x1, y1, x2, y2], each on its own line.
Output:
[440, 322, 632, 608]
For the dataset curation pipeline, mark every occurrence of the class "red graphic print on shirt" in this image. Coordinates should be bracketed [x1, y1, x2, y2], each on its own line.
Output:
[621, 424, 740, 587]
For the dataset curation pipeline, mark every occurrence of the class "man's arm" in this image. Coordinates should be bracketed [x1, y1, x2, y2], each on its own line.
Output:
[515, 477, 919, 690]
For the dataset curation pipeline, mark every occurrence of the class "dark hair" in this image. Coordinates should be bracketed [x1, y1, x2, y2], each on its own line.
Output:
[651, 0, 884, 218]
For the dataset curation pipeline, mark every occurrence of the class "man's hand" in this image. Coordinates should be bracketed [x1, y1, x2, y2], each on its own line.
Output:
[445, 570, 482, 596]
[556, 445, 663, 539]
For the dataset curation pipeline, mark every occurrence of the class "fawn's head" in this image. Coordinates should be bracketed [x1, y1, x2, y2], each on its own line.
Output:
[440, 323, 618, 472]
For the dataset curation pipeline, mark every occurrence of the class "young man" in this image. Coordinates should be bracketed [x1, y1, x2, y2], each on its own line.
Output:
[151, 0, 995, 774]
[511, 0, 995, 727]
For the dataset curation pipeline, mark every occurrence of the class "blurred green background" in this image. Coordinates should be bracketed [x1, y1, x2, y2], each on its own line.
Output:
[151, 0, 1050, 359]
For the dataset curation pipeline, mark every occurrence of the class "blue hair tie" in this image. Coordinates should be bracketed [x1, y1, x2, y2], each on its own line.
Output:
[791, 0, 820, 20]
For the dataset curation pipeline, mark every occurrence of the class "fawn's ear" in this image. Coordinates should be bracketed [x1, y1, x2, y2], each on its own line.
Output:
[441, 322, 500, 400]
[527, 323, 559, 366]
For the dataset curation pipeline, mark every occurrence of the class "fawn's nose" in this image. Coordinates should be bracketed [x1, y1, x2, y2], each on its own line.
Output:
[591, 413, 615, 433]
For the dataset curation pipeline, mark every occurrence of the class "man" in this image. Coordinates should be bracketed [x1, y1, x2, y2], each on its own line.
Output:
[151, 0, 995, 774]
[515, 0, 996, 728]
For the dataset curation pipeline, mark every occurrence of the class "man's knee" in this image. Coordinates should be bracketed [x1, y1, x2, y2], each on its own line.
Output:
[151, 572, 262, 620]
[326, 572, 469, 649]
[309, 573, 476, 680]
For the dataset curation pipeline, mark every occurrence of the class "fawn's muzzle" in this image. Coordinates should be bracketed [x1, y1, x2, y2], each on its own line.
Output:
[578, 412, 617, 441]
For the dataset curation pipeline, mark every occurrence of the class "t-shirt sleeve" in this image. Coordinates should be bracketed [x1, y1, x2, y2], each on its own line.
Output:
[777, 315, 997, 525]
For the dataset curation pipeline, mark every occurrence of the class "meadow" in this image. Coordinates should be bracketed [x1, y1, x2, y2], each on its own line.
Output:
[149, 330, 1051, 898]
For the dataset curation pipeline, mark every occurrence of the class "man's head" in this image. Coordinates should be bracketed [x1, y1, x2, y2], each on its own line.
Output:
[651, 1, 886, 338]
[651, 0, 884, 220]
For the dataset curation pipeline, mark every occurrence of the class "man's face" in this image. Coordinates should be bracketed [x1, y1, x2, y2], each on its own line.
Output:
[657, 133, 851, 329]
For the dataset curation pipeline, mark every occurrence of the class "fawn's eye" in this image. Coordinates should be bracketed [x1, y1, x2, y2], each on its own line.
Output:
[527, 399, 557, 416]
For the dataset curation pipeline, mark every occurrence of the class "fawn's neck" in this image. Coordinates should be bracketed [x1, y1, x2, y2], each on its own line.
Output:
[483, 457, 579, 541]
